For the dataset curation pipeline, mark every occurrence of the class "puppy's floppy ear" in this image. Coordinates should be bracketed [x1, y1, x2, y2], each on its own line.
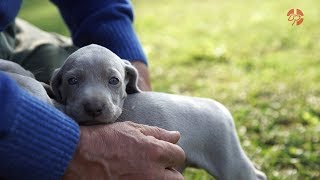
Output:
[123, 60, 141, 94]
[50, 68, 64, 103]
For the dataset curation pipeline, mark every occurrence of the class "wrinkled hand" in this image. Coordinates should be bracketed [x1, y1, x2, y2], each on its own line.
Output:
[63, 121, 185, 180]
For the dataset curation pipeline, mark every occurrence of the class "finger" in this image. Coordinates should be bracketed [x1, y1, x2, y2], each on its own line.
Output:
[163, 168, 185, 180]
[157, 141, 186, 168]
[121, 169, 184, 180]
[138, 124, 181, 144]
[125, 121, 181, 143]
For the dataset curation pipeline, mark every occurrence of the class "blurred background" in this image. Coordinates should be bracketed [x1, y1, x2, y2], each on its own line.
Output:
[19, 0, 320, 179]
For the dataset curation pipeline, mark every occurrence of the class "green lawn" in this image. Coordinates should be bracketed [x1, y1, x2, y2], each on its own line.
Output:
[19, 0, 320, 179]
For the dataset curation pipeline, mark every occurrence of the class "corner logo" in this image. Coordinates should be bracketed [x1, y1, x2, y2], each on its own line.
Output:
[287, 9, 304, 26]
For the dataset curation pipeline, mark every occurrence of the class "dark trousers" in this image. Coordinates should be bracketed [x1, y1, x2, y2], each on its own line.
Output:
[0, 18, 78, 84]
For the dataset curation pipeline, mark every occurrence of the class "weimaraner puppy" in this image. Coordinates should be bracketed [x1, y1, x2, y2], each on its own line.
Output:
[51, 44, 267, 180]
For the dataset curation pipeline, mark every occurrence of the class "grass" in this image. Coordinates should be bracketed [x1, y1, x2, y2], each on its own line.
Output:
[19, 0, 320, 179]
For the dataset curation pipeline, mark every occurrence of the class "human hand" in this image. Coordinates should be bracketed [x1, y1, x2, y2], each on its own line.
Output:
[63, 121, 185, 180]
[131, 61, 152, 91]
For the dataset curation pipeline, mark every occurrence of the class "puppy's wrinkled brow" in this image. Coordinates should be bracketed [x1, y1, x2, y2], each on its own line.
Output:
[65, 68, 84, 76]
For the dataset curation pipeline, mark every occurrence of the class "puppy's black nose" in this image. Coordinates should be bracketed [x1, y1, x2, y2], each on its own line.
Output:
[84, 102, 105, 117]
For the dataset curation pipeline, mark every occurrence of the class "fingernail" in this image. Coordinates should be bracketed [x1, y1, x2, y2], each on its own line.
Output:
[170, 131, 179, 134]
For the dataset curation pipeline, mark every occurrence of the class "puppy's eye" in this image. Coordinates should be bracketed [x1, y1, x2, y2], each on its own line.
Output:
[68, 77, 78, 85]
[109, 77, 120, 85]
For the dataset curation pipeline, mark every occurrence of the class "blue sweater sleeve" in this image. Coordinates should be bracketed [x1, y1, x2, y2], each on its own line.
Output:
[50, 0, 147, 64]
[0, 0, 21, 31]
[0, 72, 80, 179]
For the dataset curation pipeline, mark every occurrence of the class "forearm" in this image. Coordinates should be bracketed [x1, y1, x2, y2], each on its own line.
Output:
[0, 0, 21, 31]
[131, 61, 152, 91]
[50, 0, 152, 89]
[0, 73, 80, 179]
[50, 0, 147, 64]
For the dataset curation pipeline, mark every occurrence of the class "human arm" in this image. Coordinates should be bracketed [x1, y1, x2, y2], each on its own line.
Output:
[0, 0, 21, 31]
[0, 72, 80, 179]
[50, 0, 151, 90]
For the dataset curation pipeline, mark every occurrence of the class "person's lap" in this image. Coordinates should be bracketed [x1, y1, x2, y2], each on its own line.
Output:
[0, 18, 77, 84]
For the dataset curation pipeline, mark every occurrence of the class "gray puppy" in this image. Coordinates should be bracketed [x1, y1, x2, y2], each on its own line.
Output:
[51, 44, 267, 180]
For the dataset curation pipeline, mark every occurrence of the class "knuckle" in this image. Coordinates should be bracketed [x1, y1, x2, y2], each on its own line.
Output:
[155, 145, 169, 162]
[148, 141, 165, 160]
[126, 121, 143, 129]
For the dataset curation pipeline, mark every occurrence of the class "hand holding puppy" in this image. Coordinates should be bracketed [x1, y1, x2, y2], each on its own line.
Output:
[63, 121, 186, 180]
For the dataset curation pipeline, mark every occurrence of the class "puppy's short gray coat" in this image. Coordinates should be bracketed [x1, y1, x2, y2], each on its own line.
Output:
[50, 45, 267, 180]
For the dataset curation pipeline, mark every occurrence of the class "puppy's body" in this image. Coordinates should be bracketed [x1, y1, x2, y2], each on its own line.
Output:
[119, 92, 265, 180]
[50, 45, 266, 179]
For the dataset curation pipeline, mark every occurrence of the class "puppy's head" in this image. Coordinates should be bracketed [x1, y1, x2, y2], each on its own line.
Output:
[51, 44, 141, 124]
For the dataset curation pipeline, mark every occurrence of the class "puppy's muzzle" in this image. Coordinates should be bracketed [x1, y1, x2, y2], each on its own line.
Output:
[83, 101, 105, 117]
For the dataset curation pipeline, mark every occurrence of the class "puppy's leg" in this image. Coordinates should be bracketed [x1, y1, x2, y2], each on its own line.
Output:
[121, 93, 266, 179]
[0, 59, 35, 78]
[4, 72, 53, 105]
[185, 104, 266, 180]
